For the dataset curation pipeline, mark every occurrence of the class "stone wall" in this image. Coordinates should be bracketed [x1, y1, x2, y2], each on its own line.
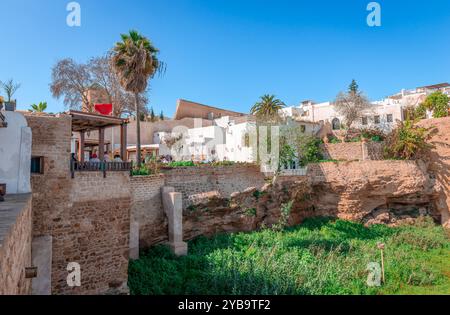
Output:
[25, 114, 131, 295]
[0, 194, 32, 295]
[163, 165, 266, 208]
[321, 142, 363, 161]
[321, 141, 385, 161]
[130, 175, 167, 248]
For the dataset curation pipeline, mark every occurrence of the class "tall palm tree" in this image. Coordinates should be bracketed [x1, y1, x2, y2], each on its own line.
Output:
[250, 94, 285, 123]
[112, 30, 163, 167]
[29, 102, 47, 112]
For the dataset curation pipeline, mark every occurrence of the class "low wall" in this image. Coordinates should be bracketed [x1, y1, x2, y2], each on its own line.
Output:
[131, 175, 167, 248]
[163, 165, 266, 208]
[131, 165, 267, 247]
[321, 141, 385, 161]
[0, 194, 32, 295]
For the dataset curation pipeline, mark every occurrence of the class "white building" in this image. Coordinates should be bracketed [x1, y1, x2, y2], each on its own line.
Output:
[292, 83, 450, 132]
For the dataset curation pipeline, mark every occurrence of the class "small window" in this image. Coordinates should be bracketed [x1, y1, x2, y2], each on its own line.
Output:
[387, 114, 393, 123]
[31, 156, 44, 174]
[300, 125, 306, 133]
[374, 115, 380, 124]
[362, 117, 368, 125]
[244, 133, 250, 147]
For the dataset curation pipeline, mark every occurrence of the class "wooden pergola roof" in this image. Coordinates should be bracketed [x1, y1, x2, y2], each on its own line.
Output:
[68, 110, 128, 132]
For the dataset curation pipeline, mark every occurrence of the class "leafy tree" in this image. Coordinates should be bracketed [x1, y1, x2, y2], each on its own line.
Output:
[159, 111, 164, 121]
[421, 91, 449, 118]
[29, 102, 47, 113]
[0, 79, 21, 103]
[112, 30, 164, 167]
[349, 79, 359, 94]
[334, 80, 371, 129]
[250, 94, 285, 123]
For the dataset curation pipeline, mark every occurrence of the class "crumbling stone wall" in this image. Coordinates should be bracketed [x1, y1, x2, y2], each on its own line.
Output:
[0, 194, 32, 295]
[163, 165, 266, 208]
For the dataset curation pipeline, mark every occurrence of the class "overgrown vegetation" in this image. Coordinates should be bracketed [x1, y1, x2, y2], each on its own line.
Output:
[129, 217, 449, 295]
[384, 120, 434, 160]
[298, 136, 323, 166]
[167, 161, 196, 167]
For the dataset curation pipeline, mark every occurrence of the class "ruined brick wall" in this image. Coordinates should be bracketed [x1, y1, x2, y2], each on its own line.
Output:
[130, 175, 167, 248]
[321, 142, 385, 161]
[163, 165, 266, 208]
[320, 142, 363, 161]
[0, 194, 32, 295]
[25, 114, 131, 295]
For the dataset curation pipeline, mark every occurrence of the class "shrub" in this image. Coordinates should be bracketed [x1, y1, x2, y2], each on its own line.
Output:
[167, 161, 195, 167]
[383, 120, 434, 160]
[299, 137, 323, 166]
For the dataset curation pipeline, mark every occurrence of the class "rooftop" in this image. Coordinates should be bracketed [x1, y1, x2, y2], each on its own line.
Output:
[174, 99, 246, 120]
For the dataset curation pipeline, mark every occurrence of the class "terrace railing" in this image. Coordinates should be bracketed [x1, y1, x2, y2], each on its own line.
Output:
[279, 160, 308, 176]
[70, 160, 132, 178]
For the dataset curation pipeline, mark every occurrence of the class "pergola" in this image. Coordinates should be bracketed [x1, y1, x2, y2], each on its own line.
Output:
[68, 111, 128, 162]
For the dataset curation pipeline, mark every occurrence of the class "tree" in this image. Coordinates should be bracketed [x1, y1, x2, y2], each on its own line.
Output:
[334, 80, 371, 129]
[421, 91, 449, 118]
[150, 107, 156, 122]
[250, 94, 285, 123]
[88, 56, 149, 117]
[29, 102, 47, 113]
[159, 110, 164, 121]
[0, 79, 21, 103]
[50, 58, 93, 111]
[112, 30, 164, 167]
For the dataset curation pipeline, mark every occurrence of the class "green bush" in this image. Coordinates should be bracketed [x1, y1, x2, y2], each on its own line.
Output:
[384, 120, 434, 160]
[167, 161, 196, 167]
[422, 91, 450, 118]
[129, 217, 449, 295]
[299, 137, 323, 166]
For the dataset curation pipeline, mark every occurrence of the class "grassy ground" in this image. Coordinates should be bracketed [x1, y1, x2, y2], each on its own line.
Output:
[128, 217, 450, 295]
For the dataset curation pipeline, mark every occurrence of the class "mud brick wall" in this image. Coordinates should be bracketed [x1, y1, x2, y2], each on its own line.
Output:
[0, 194, 32, 295]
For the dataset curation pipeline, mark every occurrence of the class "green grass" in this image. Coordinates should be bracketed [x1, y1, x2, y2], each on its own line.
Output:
[128, 217, 450, 295]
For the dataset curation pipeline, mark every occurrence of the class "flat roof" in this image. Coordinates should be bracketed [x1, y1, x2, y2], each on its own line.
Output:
[68, 110, 128, 132]
[417, 83, 450, 90]
[174, 99, 246, 120]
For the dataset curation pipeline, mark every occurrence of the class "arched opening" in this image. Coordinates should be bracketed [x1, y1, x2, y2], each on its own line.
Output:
[332, 118, 341, 130]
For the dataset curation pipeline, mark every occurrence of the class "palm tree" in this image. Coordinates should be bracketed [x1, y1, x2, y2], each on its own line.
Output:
[250, 94, 285, 122]
[29, 102, 47, 113]
[112, 30, 164, 167]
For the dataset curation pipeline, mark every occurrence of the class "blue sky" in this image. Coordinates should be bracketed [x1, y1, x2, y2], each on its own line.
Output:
[1, 0, 450, 117]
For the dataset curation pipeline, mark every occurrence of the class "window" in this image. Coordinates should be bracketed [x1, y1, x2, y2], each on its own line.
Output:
[362, 117, 368, 125]
[387, 114, 393, 123]
[332, 118, 341, 130]
[374, 115, 380, 124]
[31, 156, 44, 174]
[244, 133, 250, 147]
[300, 125, 306, 133]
